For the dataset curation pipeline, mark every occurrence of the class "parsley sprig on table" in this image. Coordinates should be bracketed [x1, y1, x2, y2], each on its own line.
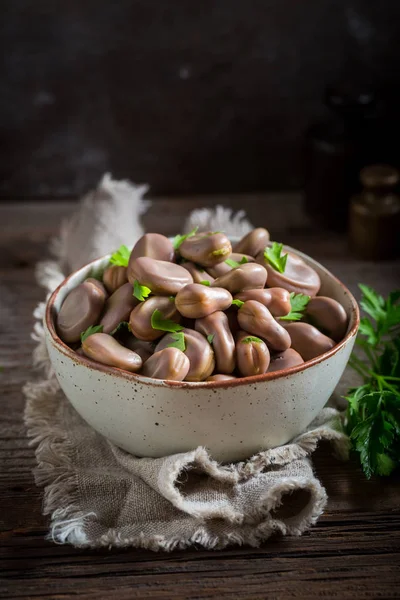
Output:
[346, 284, 400, 478]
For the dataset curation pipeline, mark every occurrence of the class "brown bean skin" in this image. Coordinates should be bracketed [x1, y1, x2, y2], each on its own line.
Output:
[256, 250, 321, 297]
[237, 300, 291, 351]
[82, 333, 142, 372]
[233, 228, 270, 257]
[57, 280, 107, 343]
[206, 262, 230, 278]
[129, 233, 175, 262]
[235, 287, 291, 317]
[175, 283, 232, 319]
[129, 296, 182, 341]
[283, 322, 335, 361]
[100, 282, 139, 334]
[181, 262, 215, 285]
[155, 328, 215, 381]
[123, 337, 154, 362]
[127, 256, 193, 295]
[207, 253, 254, 278]
[305, 296, 348, 342]
[85, 278, 109, 298]
[236, 330, 270, 377]
[141, 347, 190, 381]
[268, 348, 304, 373]
[195, 311, 235, 374]
[225, 308, 240, 336]
[212, 263, 267, 294]
[102, 265, 128, 294]
[179, 232, 232, 267]
[206, 374, 237, 382]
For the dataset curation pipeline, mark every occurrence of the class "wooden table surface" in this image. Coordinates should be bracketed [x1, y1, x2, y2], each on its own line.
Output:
[1, 197, 400, 599]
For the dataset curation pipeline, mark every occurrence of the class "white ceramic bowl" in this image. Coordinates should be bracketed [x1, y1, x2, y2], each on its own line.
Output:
[44, 244, 359, 462]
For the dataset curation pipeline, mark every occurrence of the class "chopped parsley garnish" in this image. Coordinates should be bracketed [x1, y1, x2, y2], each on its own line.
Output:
[212, 248, 230, 257]
[241, 336, 263, 344]
[231, 299, 244, 308]
[151, 310, 183, 333]
[133, 280, 152, 301]
[167, 331, 186, 352]
[280, 293, 311, 321]
[225, 256, 248, 268]
[173, 227, 199, 250]
[110, 321, 130, 336]
[81, 325, 103, 342]
[109, 245, 130, 267]
[264, 242, 288, 273]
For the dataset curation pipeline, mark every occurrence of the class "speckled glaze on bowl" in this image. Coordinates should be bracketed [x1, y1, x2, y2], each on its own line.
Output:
[44, 242, 359, 463]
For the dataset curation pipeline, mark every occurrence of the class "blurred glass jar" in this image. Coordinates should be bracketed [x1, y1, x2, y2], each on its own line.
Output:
[349, 165, 400, 260]
[303, 85, 380, 232]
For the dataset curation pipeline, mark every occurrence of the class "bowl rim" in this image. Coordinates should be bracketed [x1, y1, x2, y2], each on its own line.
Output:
[45, 244, 360, 389]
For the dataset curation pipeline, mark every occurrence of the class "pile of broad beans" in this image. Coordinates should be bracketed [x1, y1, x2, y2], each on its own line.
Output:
[56, 228, 348, 382]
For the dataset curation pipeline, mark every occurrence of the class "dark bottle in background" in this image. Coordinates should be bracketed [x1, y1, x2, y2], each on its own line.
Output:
[303, 84, 383, 232]
[349, 165, 400, 260]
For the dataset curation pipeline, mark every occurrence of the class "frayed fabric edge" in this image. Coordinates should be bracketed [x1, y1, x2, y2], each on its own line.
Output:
[24, 382, 92, 546]
[41, 476, 327, 551]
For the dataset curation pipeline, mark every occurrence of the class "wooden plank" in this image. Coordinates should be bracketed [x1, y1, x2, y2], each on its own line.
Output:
[0, 199, 399, 599]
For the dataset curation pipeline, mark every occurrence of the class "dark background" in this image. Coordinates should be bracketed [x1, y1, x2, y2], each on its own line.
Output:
[1, 0, 400, 199]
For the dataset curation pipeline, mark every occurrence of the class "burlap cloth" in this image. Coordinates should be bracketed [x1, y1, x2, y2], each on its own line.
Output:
[24, 174, 349, 551]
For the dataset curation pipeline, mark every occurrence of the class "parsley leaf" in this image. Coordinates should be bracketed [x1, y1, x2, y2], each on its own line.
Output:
[231, 299, 244, 308]
[280, 292, 311, 321]
[207, 334, 215, 345]
[358, 317, 379, 346]
[86, 268, 104, 282]
[109, 245, 130, 267]
[167, 331, 186, 352]
[350, 392, 398, 478]
[151, 310, 183, 333]
[225, 256, 248, 268]
[200, 280, 211, 286]
[346, 284, 400, 479]
[355, 284, 400, 350]
[264, 242, 288, 273]
[212, 248, 230, 258]
[110, 321, 130, 336]
[173, 227, 198, 250]
[81, 325, 103, 342]
[133, 280, 152, 301]
[241, 336, 263, 344]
